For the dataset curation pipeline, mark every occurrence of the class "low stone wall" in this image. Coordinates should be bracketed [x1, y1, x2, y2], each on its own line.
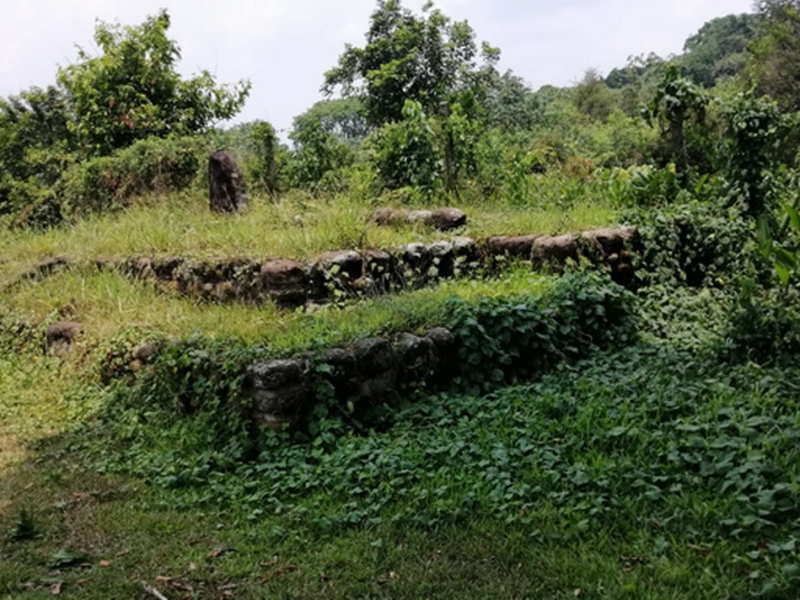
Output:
[368, 207, 468, 231]
[1, 255, 69, 292]
[246, 327, 458, 430]
[119, 227, 638, 307]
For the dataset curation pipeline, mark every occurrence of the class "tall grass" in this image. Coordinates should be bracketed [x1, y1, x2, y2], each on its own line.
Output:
[2, 265, 557, 352]
[0, 187, 614, 288]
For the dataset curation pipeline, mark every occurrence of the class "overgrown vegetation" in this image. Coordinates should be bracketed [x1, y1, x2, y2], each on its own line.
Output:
[4, 0, 800, 597]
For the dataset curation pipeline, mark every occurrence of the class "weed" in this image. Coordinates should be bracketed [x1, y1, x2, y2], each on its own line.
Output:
[7, 509, 40, 542]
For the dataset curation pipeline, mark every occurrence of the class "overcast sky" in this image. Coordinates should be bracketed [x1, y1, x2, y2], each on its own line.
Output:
[0, 0, 754, 135]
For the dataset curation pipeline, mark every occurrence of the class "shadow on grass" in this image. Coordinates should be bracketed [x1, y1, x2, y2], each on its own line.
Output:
[0, 438, 744, 600]
[0, 354, 777, 600]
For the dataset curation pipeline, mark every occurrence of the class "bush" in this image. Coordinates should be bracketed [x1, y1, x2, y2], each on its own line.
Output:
[94, 337, 272, 482]
[721, 92, 785, 219]
[286, 118, 354, 193]
[446, 272, 638, 394]
[624, 199, 757, 287]
[607, 165, 682, 208]
[369, 100, 441, 193]
[93, 326, 166, 386]
[722, 281, 800, 366]
[62, 135, 203, 215]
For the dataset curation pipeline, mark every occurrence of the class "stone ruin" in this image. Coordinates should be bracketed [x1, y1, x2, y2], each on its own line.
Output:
[368, 207, 468, 231]
[118, 227, 638, 307]
[246, 328, 458, 430]
[209, 150, 248, 214]
[45, 321, 82, 356]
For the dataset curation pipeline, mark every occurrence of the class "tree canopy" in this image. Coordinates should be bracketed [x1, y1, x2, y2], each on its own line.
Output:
[322, 0, 500, 126]
[750, 0, 800, 112]
[58, 9, 250, 156]
[291, 98, 372, 144]
[481, 71, 543, 132]
[680, 14, 760, 87]
[0, 9, 250, 223]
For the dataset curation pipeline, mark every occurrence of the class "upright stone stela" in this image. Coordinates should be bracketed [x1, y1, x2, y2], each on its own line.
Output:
[208, 150, 247, 213]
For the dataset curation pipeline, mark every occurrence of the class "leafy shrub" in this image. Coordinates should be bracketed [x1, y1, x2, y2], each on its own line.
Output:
[286, 118, 354, 192]
[607, 165, 682, 207]
[587, 109, 658, 167]
[637, 285, 732, 350]
[93, 326, 166, 386]
[624, 199, 757, 287]
[369, 100, 441, 192]
[722, 281, 800, 366]
[722, 92, 784, 219]
[0, 139, 74, 228]
[446, 272, 638, 394]
[643, 63, 713, 180]
[2, 187, 63, 229]
[62, 135, 203, 215]
[440, 103, 483, 192]
[140, 338, 267, 417]
[89, 337, 275, 491]
[89, 337, 800, 567]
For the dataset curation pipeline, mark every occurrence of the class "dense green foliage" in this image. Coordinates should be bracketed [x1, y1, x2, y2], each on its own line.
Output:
[0, 9, 247, 227]
[643, 64, 710, 179]
[448, 272, 636, 394]
[751, 0, 800, 112]
[369, 100, 442, 191]
[292, 98, 372, 144]
[40, 270, 800, 597]
[624, 199, 756, 288]
[58, 10, 249, 156]
[62, 136, 204, 215]
[5, 1, 800, 231]
[681, 14, 761, 87]
[6, 2, 800, 595]
[322, 0, 499, 126]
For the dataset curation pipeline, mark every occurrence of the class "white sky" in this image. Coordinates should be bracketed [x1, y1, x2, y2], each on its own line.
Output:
[0, 0, 754, 135]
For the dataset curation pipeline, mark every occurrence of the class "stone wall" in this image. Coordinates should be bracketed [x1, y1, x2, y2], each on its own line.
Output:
[246, 328, 458, 430]
[119, 227, 638, 307]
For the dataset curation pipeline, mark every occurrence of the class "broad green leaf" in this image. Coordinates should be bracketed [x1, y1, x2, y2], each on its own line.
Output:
[775, 248, 797, 269]
[787, 205, 800, 233]
[775, 261, 791, 285]
[757, 215, 773, 259]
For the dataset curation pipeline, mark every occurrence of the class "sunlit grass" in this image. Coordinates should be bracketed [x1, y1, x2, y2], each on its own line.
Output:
[1, 264, 556, 352]
[0, 189, 614, 288]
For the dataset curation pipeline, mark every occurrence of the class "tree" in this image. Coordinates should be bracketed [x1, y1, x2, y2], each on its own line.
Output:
[750, 0, 800, 112]
[572, 69, 616, 122]
[370, 100, 441, 191]
[288, 118, 354, 190]
[292, 98, 372, 144]
[643, 64, 710, 180]
[0, 86, 73, 218]
[605, 53, 667, 116]
[680, 14, 760, 87]
[482, 71, 542, 132]
[606, 53, 665, 90]
[58, 10, 250, 156]
[0, 86, 72, 184]
[323, 0, 500, 126]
